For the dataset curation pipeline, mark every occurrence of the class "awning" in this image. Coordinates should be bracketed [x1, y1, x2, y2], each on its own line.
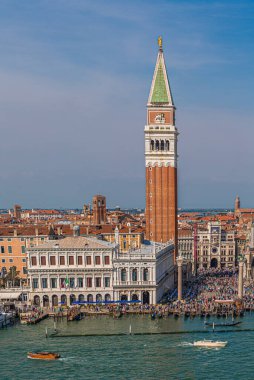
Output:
[0, 292, 21, 300]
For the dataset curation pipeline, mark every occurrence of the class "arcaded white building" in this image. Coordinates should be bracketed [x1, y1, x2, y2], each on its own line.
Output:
[27, 235, 175, 307]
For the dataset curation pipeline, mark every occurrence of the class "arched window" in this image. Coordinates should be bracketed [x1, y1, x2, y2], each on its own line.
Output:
[143, 268, 149, 281]
[132, 268, 137, 282]
[61, 294, 67, 305]
[52, 294, 58, 307]
[161, 140, 164, 151]
[121, 268, 127, 282]
[70, 294, 76, 305]
[150, 140, 154, 151]
[155, 140, 159, 151]
[166, 140, 170, 151]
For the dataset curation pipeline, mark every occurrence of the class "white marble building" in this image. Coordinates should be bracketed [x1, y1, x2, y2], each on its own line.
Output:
[27, 235, 175, 307]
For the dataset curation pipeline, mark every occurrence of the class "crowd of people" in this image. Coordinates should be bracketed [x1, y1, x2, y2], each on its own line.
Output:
[166, 268, 254, 317]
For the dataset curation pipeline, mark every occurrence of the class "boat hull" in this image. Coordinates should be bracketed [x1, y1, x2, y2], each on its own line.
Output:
[193, 341, 227, 348]
[27, 352, 60, 360]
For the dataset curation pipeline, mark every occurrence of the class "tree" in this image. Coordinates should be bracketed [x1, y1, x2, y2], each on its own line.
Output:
[4, 266, 20, 287]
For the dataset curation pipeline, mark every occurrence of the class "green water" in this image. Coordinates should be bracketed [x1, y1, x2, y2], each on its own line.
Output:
[1, 314, 254, 379]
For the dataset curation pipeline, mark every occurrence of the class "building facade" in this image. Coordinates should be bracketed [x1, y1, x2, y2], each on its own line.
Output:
[178, 222, 236, 270]
[0, 226, 51, 279]
[27, 235, 175, 306]
[178, 229, 193, 261]
[145, 38, 178, 254]
[113, 242, 175, 304]
[196, 222, 236, 269]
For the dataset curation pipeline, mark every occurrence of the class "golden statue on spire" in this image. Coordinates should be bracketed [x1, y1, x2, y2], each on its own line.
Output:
[158, 36, 163, 49]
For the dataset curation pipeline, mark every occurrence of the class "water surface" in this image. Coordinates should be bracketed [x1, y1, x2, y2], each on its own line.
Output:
[1, 313, 254, 379]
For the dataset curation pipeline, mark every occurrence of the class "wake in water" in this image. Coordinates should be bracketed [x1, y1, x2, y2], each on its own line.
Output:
[177, 342, 194, 347]
[58, 356, 76, 362]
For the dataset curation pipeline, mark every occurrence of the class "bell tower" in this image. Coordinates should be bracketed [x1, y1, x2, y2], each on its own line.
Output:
[145, 37, 178, 256]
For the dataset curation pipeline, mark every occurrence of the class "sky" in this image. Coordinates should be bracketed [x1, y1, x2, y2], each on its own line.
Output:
[0, 0, 254, 209]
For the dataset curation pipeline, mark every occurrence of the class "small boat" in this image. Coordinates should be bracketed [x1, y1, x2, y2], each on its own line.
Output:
[193, 340, 227, 348]
[204, 321, 241, 327]
[27, 352, 61, 360]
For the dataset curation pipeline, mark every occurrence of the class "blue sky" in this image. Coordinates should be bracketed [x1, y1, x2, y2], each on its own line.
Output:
[0, 0, 254, 209]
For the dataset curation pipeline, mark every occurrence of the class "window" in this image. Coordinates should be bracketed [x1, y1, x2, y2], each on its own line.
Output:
[2, 259, 5, 263]
[69, 256, 74, 265]
[8, 246, 12, 254]
[20, 237, 25, 241]
[86, 277, 92, 287]
[51, 278, 57, 288]
[32, 278, 38, 289]
[31, 256, 37, 266]
[22, 267, 27, 274]
[0, 238, 3, 241]
[132, 269, 137, 282]
[40, 256, 46, 266]
[9, 259, 13, 263]
[86, 256, 91, 265]
[95, 277, 101, 287]
[21, 246, 26, 254]
[95, 256, 100, 265]
[78, 256, 83, 265]
[69, 277, 75, 288]
[60, 256, 65, 265]
[143, 268, 149, 281]
[123, 241, 126, 249]
[7, 238, 12, 242]
[50, 256, 56, 265]
[104, 256, 110, 265]
[1, 246, 4, 253]
[22, 258, 26, 263]
[121, 269, 127, 282]
[104, 277, 110, 287]
[77, 277, 83, 287]
[41, 278, 48, 288]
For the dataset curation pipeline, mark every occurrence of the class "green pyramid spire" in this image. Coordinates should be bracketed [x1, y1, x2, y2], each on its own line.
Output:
[151, 58, 169, 104]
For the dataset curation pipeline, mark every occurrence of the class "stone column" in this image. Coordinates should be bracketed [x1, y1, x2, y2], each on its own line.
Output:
[238, 260, 244, 299]
[177, 256, 184, 301]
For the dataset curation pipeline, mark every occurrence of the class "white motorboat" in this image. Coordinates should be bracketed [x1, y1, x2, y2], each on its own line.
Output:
[193, 340, 227, 348]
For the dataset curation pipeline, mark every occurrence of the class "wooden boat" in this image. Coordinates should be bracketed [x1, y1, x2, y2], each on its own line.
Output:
[204, 321, 241, 327]
[193, 340, 227, 348]
[27, 352, 61, 360]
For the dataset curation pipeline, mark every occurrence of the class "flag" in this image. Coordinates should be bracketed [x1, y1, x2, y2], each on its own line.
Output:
[65, 276, 69, 288]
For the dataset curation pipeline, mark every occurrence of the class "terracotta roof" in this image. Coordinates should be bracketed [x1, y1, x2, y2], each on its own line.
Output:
[31, 236, 114, 249]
